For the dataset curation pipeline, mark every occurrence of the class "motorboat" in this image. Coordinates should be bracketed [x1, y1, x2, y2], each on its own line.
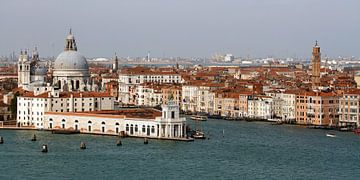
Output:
[326, 133, 336, 138]
[192, 130, 206, 139]
[191, 115, 208, 121]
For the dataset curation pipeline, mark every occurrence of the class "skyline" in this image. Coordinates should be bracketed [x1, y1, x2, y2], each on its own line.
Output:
[0, 0, 359, 58]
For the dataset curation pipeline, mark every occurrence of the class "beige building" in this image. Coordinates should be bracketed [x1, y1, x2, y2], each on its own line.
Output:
[339, 90, 360, 127]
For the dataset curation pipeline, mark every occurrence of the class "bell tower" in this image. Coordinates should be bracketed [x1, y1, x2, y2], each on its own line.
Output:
[311, 41, 321, 89]
[18, 50, 31, 87]
[112, 52, 119, 72]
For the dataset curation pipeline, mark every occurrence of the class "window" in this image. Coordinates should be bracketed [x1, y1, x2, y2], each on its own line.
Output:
[61, 119, 66, 129]
[135, 125, 138, 132]
[171, 111, 175, 119]
[151, 126, 155, 133]
[126, 124, 129, 131]
[142, 125, 146, 133]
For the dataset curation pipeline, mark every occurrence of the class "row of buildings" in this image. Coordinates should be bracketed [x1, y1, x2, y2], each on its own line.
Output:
[2, 31, 360, 138]
[112, 42, 360, 128]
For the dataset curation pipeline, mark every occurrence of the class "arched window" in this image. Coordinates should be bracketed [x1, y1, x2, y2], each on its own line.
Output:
[74, 120, 79, 130]
[151, 126, 155, 133]
[49, 118, 53, 129]
[115, 122, 119, 126]
[130, 124, 134, 134]
[142, 125, 146, 133]
[147, 125, 150, 136]
[101, 121, 106, 125]
[87, 121, 92, 132]
[135, 125, 138, 132]
[126, 124, 129, 131]
[61, 119, 66, 129]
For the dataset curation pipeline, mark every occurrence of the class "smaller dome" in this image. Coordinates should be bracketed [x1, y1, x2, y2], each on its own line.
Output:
[34, 67, 47, 75]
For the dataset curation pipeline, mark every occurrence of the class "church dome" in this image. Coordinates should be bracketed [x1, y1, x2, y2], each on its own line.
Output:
[54, 51, 88, 70]
[33, 66, 48, 75]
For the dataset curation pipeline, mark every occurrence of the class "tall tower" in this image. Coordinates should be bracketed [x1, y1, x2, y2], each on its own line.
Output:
[112, 52, 119, 72]
[18, 50, 31, 87]
[64, 29, 77, 51]
[311, 41, 321, 89]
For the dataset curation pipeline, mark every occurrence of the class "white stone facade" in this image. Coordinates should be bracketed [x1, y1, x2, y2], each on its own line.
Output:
[16, 90, 114, 129]
[44, 102, 187, 140]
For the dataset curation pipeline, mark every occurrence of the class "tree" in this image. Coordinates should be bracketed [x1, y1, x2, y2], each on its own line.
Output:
[10, 92, 20, 119]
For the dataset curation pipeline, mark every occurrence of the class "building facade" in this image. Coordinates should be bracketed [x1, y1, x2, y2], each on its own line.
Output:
[44, 102, 187, 140]
[17, 90, 114, 128]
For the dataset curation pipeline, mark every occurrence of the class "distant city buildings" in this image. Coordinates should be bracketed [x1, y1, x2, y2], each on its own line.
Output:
[2, 31, 360, 134]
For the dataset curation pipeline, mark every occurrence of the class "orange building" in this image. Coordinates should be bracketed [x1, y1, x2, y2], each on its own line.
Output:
[296, 91, 339, 126]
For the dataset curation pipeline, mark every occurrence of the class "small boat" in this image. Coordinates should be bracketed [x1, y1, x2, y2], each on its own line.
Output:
[51, 129, 80, 134]
[192, 131, 206, 139]
[326, 133, 336, 138]
[191, 115, 208, 121]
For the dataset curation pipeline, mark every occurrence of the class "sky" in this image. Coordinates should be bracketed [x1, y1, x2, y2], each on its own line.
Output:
[0, 0, 359, 59]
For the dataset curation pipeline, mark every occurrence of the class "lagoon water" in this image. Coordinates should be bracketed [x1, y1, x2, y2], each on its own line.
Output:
[1, 119, 360, 180]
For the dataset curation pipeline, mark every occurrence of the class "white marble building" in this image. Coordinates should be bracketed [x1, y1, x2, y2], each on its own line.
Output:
[17, 90, 114, 129]
[17, 30, 96, 93]
[44, 101, 187, 140]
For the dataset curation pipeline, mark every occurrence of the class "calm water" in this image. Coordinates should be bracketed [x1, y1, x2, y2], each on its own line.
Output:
[1, 119, 360, 180]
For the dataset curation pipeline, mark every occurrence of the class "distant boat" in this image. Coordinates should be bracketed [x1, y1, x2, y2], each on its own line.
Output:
[326, 133, 336, 138]
[191, 115, 208, 121]
[192, 130, 206, 139]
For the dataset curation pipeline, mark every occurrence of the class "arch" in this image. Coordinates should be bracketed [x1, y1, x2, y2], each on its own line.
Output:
[88, 121, 92, 124]
[101, 121, 106, 125]
[49, 118, 53, 122]
[61, 119, 66, 129]
[115, 122, 119, 126]
[74, 120, 79, 130]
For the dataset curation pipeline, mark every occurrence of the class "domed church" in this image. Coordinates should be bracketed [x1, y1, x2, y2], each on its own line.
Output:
[18, 30, 95, 93]
[52, 29, 90, 91]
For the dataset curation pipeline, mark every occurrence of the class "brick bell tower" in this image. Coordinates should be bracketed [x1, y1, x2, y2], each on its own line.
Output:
[311, 41, 321, 89]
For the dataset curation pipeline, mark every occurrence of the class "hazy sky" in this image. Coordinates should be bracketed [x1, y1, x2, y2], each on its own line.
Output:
[0, 0, 359, 58]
